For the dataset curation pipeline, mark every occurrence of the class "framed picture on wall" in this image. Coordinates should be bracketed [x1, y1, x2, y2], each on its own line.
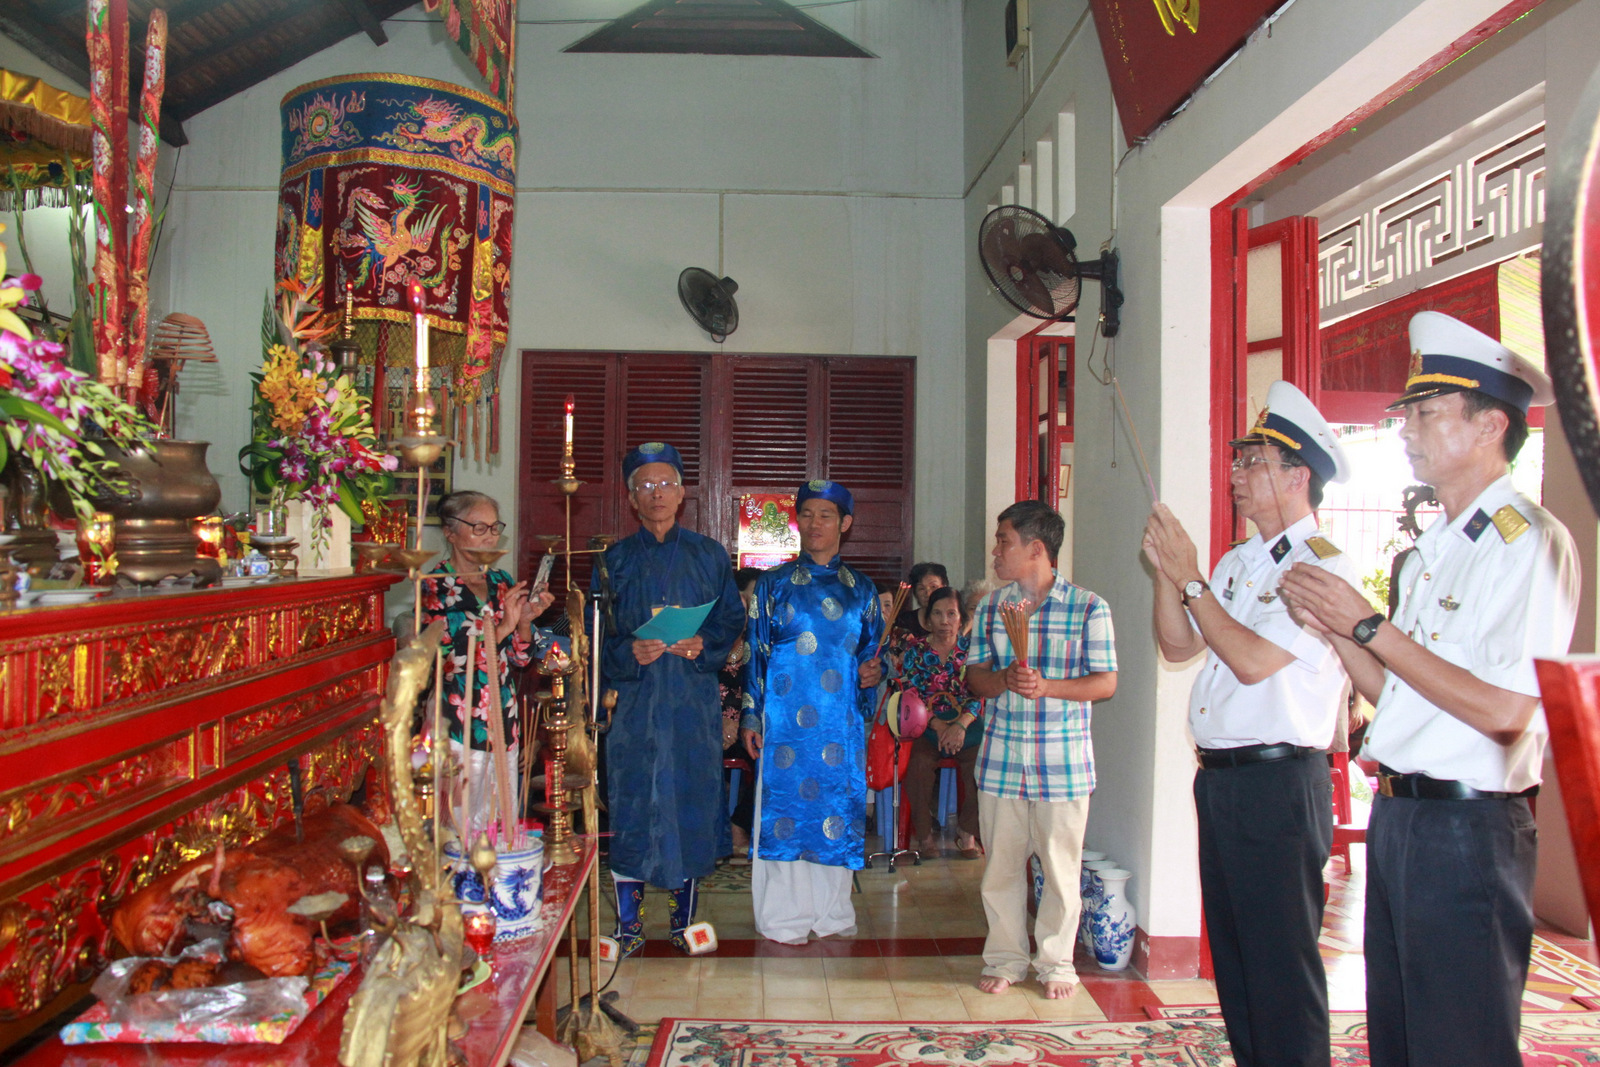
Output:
[387, 449, 453, 525]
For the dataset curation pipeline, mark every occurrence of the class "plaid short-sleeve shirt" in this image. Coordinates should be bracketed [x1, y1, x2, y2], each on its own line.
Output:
[970, 572, 1117, 801]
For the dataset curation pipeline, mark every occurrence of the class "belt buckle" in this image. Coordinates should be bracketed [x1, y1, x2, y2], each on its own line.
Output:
[1377, 772, 1397, 798]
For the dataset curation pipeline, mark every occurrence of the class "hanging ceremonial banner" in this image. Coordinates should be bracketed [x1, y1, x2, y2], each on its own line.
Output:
[1087, 0, 1281, 144]
[422, 0, 516, 102]
[275, 73, 516, 447]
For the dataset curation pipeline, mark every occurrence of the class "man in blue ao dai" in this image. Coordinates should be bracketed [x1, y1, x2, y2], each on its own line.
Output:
[740, 479, 884, 944]
[597, 442, 747, 956]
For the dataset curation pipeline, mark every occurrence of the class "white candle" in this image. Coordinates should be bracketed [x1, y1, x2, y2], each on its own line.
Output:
[564, 394, 574, 450]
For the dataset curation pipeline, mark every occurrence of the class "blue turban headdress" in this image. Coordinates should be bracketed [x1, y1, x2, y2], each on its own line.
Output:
[623, 441, 684, 484]
[796, 478, 853, 517]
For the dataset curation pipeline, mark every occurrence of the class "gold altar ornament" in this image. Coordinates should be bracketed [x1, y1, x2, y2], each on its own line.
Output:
[339, 619, 461, 1067]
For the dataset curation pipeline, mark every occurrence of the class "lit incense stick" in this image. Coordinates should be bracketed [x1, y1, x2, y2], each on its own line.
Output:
[1111, 377, 1158, 506]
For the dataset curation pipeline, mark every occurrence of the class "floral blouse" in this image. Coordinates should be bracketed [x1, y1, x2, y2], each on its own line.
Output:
[422, 563, 552, 750]
[719, 636, 751, 747]
[900, 632, 983, 750]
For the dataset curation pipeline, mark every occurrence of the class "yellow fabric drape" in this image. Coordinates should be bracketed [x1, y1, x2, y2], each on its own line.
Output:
[0, 69, 92, 154]
[0, 69, 93, 207]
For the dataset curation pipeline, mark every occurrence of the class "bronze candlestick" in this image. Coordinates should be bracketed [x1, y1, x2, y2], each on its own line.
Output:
[535, 671, 580, 866]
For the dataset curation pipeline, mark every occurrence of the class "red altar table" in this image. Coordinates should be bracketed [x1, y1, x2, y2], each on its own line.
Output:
[0, 575, 400, 1051]
[9, 839, 599, 1067]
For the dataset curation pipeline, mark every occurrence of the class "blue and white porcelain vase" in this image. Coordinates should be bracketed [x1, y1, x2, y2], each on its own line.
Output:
[1090, 867, 1135, 971]
[445, 836, 546, 941]
[1081, 858, 1118, 951]
[1076, 851, 1105, 948]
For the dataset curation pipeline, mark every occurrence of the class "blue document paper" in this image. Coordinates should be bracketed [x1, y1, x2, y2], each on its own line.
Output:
[632, 600, 717, 644]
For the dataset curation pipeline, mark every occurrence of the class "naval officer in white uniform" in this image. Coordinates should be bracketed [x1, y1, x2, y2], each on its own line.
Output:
[1146, 380, 1356, 1067]
[1281, 311, 1579, 1067]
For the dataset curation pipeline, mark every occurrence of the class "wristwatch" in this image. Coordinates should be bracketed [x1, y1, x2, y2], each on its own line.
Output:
[1352, 613, 1385, 646]
[1181, 579, 1209, 606]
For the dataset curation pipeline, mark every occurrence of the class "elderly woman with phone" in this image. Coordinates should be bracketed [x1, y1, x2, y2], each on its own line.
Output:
[422, 490, 556, 836]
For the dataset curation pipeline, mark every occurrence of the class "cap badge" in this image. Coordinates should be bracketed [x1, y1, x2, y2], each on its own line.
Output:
[807, 479, 829, 491]
[1409, 348, 1424, 379]
[640, 442, 664, 454]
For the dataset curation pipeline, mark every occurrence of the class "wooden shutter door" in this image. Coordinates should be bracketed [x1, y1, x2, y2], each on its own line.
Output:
[617, 355, 715, 541]
[517, 352, 618, 594]
[823, 357, 915, 585]
[727, 356, 818, 494]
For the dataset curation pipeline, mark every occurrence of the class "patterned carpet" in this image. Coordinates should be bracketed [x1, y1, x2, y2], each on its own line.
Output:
[645, 1015, 1600, 1067]
[1154, 935, 1600, 1019]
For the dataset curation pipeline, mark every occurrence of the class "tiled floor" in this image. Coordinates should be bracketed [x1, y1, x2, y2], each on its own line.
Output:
[559, 821, 1599, 1028]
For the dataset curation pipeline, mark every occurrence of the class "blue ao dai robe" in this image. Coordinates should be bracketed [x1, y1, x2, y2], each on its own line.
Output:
[742, 554, 883, 869]
[597, 525, 746, 888]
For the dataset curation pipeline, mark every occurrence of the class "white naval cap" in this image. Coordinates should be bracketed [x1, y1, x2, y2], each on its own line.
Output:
[1229, 380, 1350, 484]
[1393, 311, 1553, 414]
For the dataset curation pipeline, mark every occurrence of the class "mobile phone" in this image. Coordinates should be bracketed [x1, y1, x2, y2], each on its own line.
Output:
[531, 552, 556, 596]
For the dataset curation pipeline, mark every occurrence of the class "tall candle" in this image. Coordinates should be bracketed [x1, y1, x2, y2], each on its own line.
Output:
[409, 280, 428, 374]
[564, 394, 574, 451]
[409, 280, 428, 433]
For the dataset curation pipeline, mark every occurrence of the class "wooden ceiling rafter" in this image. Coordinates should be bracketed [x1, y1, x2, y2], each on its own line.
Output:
[0, 0, 416, 150]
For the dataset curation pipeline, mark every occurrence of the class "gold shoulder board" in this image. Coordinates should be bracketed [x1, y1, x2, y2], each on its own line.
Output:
[1491, 505, 1531, 544]
[1304, 536, 1341, 559]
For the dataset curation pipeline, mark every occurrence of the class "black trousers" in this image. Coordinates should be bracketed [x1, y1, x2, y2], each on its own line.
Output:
[1365, 792, 1536, 1067]
[1195, 752, 1332, 1067]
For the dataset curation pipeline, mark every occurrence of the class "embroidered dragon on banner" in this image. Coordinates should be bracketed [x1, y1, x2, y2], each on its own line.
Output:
[378, 95, 515, 174]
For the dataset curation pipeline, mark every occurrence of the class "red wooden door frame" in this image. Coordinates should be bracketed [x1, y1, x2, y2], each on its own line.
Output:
[1206, 0, 1544, 566]
[1014, 325, 1075, 504]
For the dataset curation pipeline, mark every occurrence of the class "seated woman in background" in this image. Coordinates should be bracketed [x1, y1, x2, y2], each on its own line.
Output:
[900, 587, 983, 858]
[896, 561, 950, 641]
[720, 566, 762, 860]
[422, 490, 555, 838]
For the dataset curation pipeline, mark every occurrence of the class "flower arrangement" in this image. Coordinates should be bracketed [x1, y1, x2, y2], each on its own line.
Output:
[238, 281, 396, 547]
[0, 224, 155, 519]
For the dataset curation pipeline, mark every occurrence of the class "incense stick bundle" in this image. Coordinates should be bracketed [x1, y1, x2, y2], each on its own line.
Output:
[479, 608, 517, 848]
[462, 631, 477, 842]
[999, 600, 1032, 668]
[874, 581, 912, 657]
[518, 712, 534, 848]
[432, 646, 445, 885]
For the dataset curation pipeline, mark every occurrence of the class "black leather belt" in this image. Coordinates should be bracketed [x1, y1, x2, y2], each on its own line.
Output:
[1376, 764, 1539, 801]
[1196, 743, 1318, 769]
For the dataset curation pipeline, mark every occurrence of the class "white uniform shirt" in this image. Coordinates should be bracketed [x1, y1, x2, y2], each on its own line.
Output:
[1363, 475, 1579, 792]
[1190, 513, 1358, 750]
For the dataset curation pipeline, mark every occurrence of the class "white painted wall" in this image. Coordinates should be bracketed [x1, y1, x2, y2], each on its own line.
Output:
[3, 0, 966, 572]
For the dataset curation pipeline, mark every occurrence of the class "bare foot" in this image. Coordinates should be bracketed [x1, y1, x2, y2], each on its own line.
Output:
[976, 975, 1013, 994]
[1042, 980, 1078, 999]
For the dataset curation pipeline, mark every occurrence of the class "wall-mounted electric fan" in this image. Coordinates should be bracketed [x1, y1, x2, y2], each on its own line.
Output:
[977, 205, 1123, 336]
[678, 268, 740, 343]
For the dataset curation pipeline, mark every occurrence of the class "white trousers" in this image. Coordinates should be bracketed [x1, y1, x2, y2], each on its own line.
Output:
[752, 859, 856, 944]
[977, 791, 1090, 984]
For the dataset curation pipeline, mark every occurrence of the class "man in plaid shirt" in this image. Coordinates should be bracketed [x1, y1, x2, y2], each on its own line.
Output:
[966, 499, 1118, 999]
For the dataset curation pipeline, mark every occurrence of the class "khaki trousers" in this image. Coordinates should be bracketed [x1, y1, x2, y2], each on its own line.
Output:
[977, 791, 1090, 984]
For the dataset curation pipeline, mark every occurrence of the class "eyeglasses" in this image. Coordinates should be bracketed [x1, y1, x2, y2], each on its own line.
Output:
[447, 517, 507, 536]
[1230, 456, 1292, 473]
[633, 479, 682, 494]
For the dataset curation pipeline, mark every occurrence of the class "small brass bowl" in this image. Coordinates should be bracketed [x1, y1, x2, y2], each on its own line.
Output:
[388, 547, 437, 573]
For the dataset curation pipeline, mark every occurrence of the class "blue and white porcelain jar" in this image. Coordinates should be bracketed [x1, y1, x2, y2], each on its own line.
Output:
[445, 836, 545, 941]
